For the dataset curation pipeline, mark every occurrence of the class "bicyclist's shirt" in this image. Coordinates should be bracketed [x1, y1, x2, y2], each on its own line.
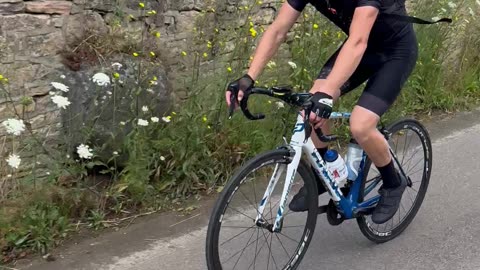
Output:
[287, 0, 410, 47]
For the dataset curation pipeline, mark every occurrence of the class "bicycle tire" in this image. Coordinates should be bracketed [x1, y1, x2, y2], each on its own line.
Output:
[356, 118, 432, 243]
[206, 149, 318, 269]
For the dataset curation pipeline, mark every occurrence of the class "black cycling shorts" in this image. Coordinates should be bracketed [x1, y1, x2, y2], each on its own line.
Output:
[318, 26, 418, 116]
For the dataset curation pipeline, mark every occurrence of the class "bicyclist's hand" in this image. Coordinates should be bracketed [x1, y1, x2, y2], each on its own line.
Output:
[226, 74, 254, 107]
[308, 92, 333, 129]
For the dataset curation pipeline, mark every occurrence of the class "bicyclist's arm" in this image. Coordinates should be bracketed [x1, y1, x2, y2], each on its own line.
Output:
[312, 6, 379, 98]
[247, 3, 300, 80]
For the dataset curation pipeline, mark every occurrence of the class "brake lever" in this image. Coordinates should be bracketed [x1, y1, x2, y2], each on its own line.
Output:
[228, 93, 236, 119]
[227, 83, 239, 120]
[303, 102, 313, 143]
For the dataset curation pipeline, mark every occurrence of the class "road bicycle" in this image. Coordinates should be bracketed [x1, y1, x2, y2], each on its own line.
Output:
[206, 86, 432, 269]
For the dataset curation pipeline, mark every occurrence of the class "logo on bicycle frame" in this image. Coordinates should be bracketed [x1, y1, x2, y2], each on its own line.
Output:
[293, 123, 305, 133]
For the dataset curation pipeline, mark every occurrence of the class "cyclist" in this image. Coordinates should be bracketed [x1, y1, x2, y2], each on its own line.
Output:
[226, 0, 419, 224]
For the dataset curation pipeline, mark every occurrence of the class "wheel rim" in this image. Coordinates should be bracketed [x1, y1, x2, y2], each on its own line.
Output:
[361, 125, 429, 233]
[213, 161, 313, 269]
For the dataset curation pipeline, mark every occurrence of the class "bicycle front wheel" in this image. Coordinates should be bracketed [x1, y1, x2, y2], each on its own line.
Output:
[206, 149, 318, 270]
[357, 118, 432, 243]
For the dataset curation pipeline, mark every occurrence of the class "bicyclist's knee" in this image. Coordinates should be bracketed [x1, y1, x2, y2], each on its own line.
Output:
[349, 107, 380, 143]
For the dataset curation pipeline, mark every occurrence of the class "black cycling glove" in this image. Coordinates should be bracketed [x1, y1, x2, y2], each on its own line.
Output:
[228, 74, 254, 97]
[310, 92, 333, 119]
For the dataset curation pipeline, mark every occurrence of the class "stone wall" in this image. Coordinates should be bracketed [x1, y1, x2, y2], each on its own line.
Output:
[0, 0, 280, 138]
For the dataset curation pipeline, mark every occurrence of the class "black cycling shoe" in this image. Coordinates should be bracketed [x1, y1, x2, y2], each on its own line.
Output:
[371, 173, 407, 224]
[288, 169, 327, 212]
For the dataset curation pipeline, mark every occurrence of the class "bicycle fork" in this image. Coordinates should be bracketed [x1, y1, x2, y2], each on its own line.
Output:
[255, 146, 303, 232]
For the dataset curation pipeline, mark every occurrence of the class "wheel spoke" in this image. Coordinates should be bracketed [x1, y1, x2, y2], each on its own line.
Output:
[406, 159, 423, 175]
[401, 148, 422, 169]
[220, 225, 256, 247]
[227, 206, 256, 221]
[275, 233, 291, 258]
[232, 227, 257, 270]
[223, 228, 262, 264]
[278, 232, 300, 245]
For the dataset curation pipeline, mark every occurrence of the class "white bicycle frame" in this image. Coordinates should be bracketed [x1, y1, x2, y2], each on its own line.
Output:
[255, 114, 345, 232]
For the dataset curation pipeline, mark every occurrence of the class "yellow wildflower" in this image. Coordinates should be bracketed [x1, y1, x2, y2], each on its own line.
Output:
[133, 52, 139, 57]
[150, 51, 156, 57]
[203, 52, 208, 58]
[129, 14, 135, 20]
[154, 32, 161, 38]
[152, 76, 158, 81]
[249, 27, 257, 37]
[147, 10, 157, 15]
[207, 125, 211, 129]
[181, 51, 187, 57]
[249, 21, 254, 27]
[202, 116, 208, 122]
[139, 2, 145, 8]
[227, 67, 232, 73]
[313, 23, 319, 29]
[257, 1, 263, 4]
[244, 6, 249, 10]
[215, 28, 219, 33]
[172, 112, 177, 115]
[207, 41, 212, 48]
[113, 72, 120, 79]
[0, 74, 3, 81]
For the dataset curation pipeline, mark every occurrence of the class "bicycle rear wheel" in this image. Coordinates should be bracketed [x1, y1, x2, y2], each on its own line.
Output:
[357, 118, 432, 243]
[206, 149, 318, 270]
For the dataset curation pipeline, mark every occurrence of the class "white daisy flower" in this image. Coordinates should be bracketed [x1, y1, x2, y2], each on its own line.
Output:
[151, 117, 159, 123]
[92, 73, 111, 86]
[162, 116, 171, 123]
[146, 88, 154, 94]
[142, 106, 149, 112]
[288, 61, 297, 69]
[113, 151, 119, 155]
[6, 154, 21, 169]
[60, 75, 66, 79]
[7, 174, 12, 178]
[51, 95, 71, 109]
[432, 16, 441, 21]
[111, 62, 123, 70]
[107, 91, 113, 95]
[120, 121, 126, 126]
[51, 82, 69, 92]
[77, 144, 93, 159]
[276, 101, 285, 109]
[138, 119, 149, 126]
[2, 118, 26, 136]
[160, 156, 165, 161]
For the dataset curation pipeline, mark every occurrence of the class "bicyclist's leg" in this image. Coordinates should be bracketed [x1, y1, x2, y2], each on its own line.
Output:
[289, 48, 375, 212]
[352, 35, 418, 224]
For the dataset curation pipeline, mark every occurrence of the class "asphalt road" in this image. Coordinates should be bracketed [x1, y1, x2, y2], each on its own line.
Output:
[20, 108, 480, 270]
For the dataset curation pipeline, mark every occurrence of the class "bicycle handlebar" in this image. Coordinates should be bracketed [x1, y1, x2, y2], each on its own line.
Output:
[227, 85, 338, 143]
